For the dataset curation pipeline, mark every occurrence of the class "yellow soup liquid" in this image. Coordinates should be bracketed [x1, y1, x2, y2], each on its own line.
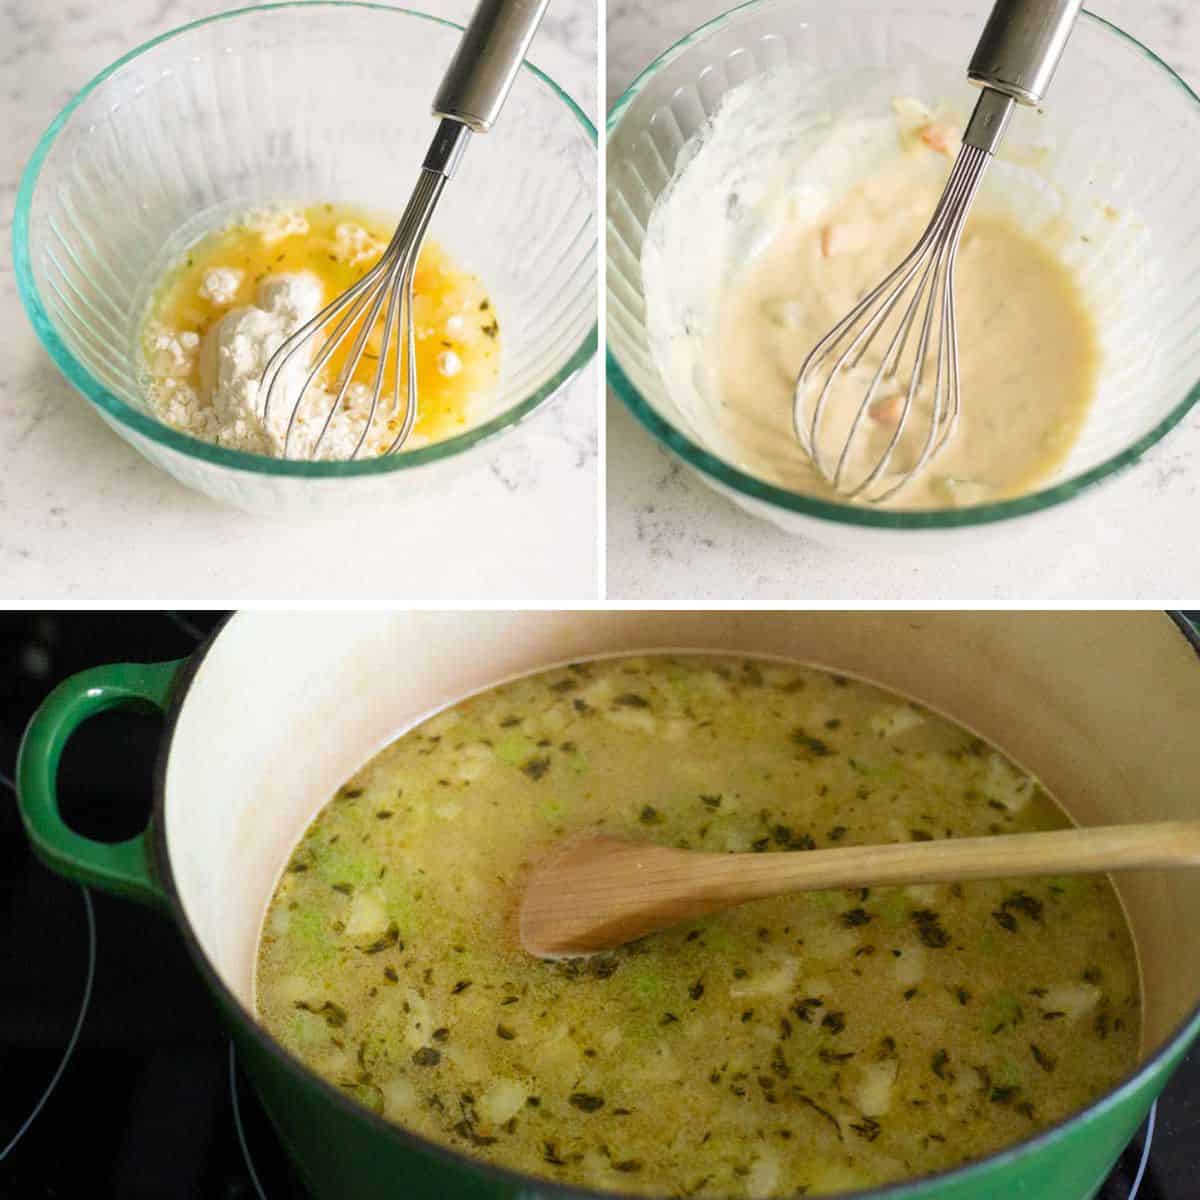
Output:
[141, 203, 499, 457]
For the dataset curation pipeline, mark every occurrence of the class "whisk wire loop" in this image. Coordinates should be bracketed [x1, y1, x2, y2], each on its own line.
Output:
[248, 0, 548, 461]
[254, 112, 464, 459]
[793, 141, 993, 502]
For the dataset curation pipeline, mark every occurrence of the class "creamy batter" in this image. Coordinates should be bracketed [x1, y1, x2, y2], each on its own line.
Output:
[721, 165, 1100, 507]
[642, 79, 1105, 510]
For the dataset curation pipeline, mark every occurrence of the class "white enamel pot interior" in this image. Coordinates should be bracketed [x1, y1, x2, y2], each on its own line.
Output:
[157, 611, 1200, 1193]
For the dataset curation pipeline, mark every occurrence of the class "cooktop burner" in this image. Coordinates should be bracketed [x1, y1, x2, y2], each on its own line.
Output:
[1, 612, 1196, 1198]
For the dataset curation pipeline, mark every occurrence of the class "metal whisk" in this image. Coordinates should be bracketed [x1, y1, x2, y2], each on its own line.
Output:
[793, 0, 1083, 503]
[260, 0, 549, 460]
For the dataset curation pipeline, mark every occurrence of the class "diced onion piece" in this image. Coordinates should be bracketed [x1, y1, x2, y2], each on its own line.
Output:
[579, 678, 615, 708]
[454, 741, 494, 783]
[1039, 982, 1100, 1022]
[746, 1153, 781, 1198]
[601, 1028, 623, 1052]
[383, 1076, 418, 1115]
[985, 752, 1036, 812]
[870, 705, 926, 739]
[273, 975, 314, 1005]
[604, 706, 657, 735]
[344, 889, 388, 937]
[729, 959, 798, 999]
[478, 1078, 529, 1125]
[804, 923, 862, 962]
[856, 1058, 898, 1116]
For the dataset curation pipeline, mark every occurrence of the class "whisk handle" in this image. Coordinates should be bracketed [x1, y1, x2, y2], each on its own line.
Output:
[434, 0, 551, 133]
[968, 0, 1083, 106]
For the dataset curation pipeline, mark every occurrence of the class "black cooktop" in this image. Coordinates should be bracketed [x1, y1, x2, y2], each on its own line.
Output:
[1, 612, 1197, 1198]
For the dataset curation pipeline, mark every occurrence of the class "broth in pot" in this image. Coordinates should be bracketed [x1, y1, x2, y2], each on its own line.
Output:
[256, 655, 1140, 1197]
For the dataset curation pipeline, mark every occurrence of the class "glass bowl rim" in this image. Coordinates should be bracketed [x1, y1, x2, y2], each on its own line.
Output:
[13, 0, 598, 479]
[605, 1, 1200, 531]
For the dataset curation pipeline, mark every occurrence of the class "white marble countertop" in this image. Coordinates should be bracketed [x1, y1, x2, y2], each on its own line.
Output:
[606, 0, 1200, 604]
[1, 0, 597, 606]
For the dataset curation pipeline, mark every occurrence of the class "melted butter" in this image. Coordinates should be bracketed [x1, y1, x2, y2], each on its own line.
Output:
[146, 203, 499, 448]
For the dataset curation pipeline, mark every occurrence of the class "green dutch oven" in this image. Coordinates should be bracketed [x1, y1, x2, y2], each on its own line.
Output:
[16, 612, 1200, 1199]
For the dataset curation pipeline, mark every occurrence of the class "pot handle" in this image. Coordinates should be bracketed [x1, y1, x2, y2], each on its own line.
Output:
[16, 659, 185, 909]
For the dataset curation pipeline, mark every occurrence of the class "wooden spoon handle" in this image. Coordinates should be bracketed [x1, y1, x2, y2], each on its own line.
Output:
[689, 820, 1200, 905]
[520, 821, 1200, 958]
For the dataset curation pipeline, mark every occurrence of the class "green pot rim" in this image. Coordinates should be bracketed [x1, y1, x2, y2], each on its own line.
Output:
[145, 612, 1200, 1200]
[605, 2, 1200, 531]
[13, 1, 598, 479]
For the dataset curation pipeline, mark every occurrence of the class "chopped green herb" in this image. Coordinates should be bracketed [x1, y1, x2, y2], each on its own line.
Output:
[790, 729, 833, 756]
[912, 909, 951, 948]
[520, 756, 551, 781]
[294, 999, 347, 1028]
[992, 910, 1019, 933]
[821, 1011, 846, 1034]
[1030, 1043, 1057, 1073]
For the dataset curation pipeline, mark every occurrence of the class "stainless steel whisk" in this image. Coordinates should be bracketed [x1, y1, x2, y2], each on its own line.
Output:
[793, 0, 1083, 503]
[260, 0, 549, 460]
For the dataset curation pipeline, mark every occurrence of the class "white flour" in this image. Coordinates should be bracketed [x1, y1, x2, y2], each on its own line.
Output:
[149, 270, 425, 460]
[198, 267, 244, 305]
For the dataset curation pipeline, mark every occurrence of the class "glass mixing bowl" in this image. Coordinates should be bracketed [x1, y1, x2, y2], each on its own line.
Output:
[15, 3, 596, 516]
[607, 0, 1200, 548]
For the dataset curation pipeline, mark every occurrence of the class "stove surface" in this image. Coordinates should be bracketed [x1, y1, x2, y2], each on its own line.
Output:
[1, 612, 1196, 1198]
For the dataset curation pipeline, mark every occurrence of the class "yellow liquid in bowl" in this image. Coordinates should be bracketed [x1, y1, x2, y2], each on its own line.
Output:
[142, 203, 499, 455]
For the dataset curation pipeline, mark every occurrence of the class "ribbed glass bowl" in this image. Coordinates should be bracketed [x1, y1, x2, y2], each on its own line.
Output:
[15, 2, 596, 516]
[607, 0, 1200, 547]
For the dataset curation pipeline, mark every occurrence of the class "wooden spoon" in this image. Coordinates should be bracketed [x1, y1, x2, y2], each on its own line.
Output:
[519, 821, 1200, 959]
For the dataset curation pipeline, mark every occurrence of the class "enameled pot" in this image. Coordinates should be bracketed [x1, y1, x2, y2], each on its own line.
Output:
[16, 612, 1200, 1200]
